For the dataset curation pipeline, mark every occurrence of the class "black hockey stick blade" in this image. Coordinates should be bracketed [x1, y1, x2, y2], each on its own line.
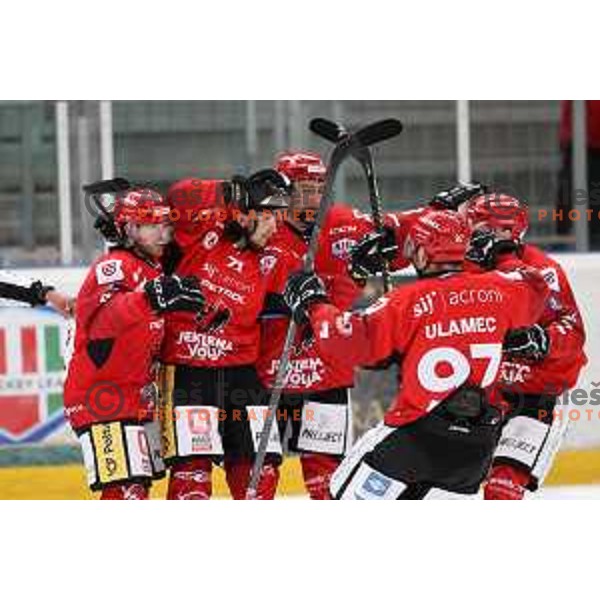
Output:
[83, 177, 132, 194]
[355, 118, 403, 147]
[309, 117, 347, 143]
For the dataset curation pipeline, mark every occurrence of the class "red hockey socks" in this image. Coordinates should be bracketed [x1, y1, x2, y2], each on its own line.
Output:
[300, 453, 340, 500]
[167, 457, 213, 500]
[100, 482, 149, 500]
[483, 464, 531, 500]
[224, 458, 280, 500]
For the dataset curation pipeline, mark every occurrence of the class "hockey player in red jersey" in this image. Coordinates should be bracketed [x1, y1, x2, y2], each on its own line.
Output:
[345, 182, 489, 284]
[161, 173, 290, 500]
[282, 210, 549, 499]
[464, 193, 587, 499]
[64, 188, 206, 500]
[257, 150, 418, 499]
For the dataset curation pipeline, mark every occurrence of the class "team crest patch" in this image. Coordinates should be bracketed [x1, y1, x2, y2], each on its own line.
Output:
[260, 255, 277, 275]
[331, 238, 356, 260]
[96, 259, 124, 285]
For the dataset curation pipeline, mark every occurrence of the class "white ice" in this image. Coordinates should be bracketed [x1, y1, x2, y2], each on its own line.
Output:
[532, 484, 600, 499]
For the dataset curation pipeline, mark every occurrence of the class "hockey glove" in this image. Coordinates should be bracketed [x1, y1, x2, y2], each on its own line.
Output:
[465, 228, 502, 270]
[226, 169, 291, 213]
[283, 271, 329, 324]
[503, 324, 550, 362]
[28, 280, 55, 306]
[246, 169, 291, 211]
[94, 214, 122, 245]
[430, 182, 489, 211]
[145, 275, 206, 314]
[349, 227, 398, 283]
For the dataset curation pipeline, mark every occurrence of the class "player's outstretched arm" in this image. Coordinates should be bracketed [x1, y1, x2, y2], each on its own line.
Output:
[45, 289, 75, 318]
[0, 273, 74, 317]
[283, 271, 401, 368]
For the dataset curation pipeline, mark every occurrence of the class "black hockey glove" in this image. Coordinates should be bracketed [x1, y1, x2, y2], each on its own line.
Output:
[349, 227, 398, 283]
[465, 228, 520, 270]
[145, 275, 206, 314]
[0, 280, 54, 306]
[430, 182, 488, 211]
[465, 228, 501, 270]
[226, 169, 291, 213]
[283, 271, 329, 324]
[28, 280, 55, 306]
[504, 324, 550, 362]
[246, 169, 291, 211]
[93, 214, 122, 245]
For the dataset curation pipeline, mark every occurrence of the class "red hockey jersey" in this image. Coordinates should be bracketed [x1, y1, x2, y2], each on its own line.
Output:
[496, 245, 587, 394]
[64, 249, 164, 429]
[256, 203, 415, 393]
[161, 180, 284, 368]
[309, 268, 549, 426]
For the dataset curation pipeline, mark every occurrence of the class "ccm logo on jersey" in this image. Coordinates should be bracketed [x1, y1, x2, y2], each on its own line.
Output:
[96, 259, 124, 285]
[330, 225, 358, 236]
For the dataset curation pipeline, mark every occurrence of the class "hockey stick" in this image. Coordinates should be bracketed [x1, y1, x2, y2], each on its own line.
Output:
[83, 178, 133, 245]
[310, 118, 403, 292]
[246, 119, 403, 498]
[83, 177, 132, 222]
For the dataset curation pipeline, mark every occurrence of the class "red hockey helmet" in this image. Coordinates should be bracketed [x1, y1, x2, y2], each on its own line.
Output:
[466, 193, 529, 241]
[275, 150, 326, 183]
[406, 210, 470, 263]
[114, 188, 170, 226]
[166, 178, 228, 211]
[166, 178, 229, 225]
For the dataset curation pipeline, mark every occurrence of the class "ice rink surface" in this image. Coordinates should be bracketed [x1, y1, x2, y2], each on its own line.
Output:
[534, 485, 600, 499]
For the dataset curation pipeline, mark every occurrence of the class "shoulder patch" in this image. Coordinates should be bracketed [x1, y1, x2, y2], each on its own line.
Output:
[95, 259, 124, 285]
[540, 267, 561, 293]
[260, 254, 278, 275]
[202, 230, 220, 250]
